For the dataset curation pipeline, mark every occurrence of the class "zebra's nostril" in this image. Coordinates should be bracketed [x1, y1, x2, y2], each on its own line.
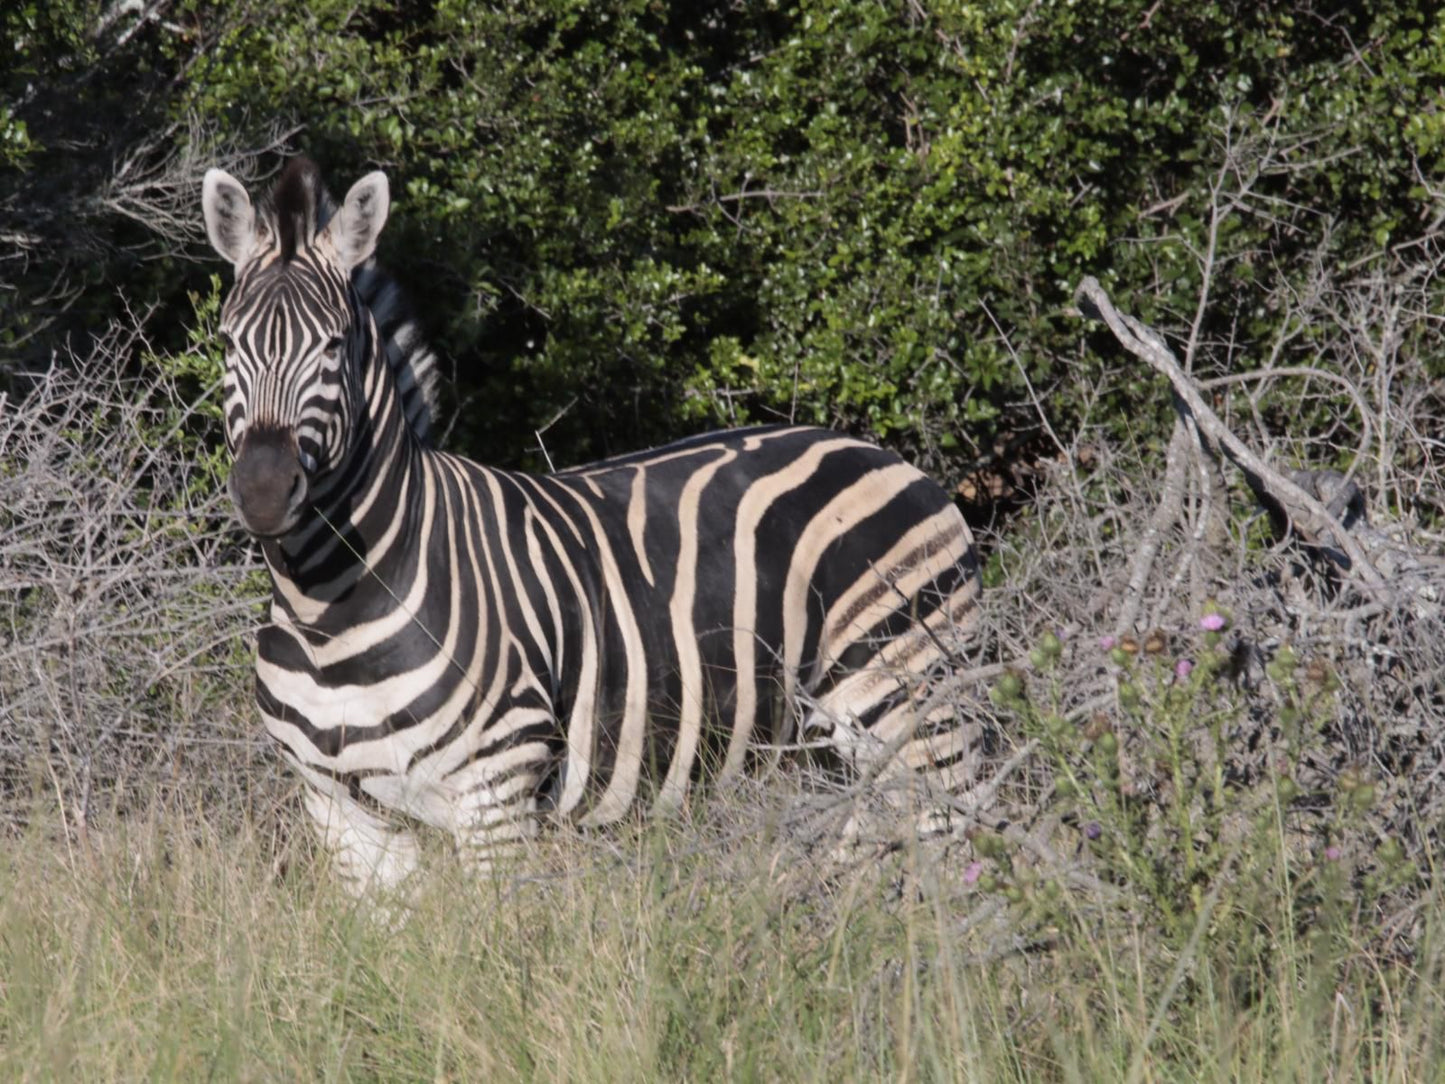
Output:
[285, 464, 309, 514]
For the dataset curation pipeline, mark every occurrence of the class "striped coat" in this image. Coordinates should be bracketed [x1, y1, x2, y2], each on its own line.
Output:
[202, 158, 980, 890]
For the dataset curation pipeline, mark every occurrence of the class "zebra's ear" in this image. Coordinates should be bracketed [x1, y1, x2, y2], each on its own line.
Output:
[324, 171, 390, 271]
[202, 169, 257, 267]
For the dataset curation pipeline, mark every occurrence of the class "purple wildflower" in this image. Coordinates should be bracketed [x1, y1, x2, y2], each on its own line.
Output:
[1200, 613, 1226, 632]
[963, 861, 984, 884]
[1174, 658, 1194, 681]
[1084, 821, 1102, 841]
[1098, 635, 1117, 651]
[1324, 845, 1342, 862]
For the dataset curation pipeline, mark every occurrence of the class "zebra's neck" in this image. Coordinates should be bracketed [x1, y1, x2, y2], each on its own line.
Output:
[262, 323, 426, 630]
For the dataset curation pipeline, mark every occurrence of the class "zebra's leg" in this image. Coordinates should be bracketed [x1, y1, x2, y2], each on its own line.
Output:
[805, 667, 966, 840]
[448, 756, 548, 876]
[301, 780, 421, 897]
[801, 683, 909, 850]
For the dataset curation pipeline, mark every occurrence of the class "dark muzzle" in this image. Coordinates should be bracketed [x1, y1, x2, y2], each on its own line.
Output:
[228, 428, 310, 537]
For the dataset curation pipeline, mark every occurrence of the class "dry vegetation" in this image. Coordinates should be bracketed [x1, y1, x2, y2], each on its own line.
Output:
[0, 324, 278, 833]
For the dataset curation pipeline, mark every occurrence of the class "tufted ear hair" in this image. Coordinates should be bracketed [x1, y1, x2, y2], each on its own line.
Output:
[202, 168, 257, 267]
[321, 171, 390, 271]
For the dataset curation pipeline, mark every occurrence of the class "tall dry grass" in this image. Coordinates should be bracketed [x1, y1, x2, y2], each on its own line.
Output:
[3, 791, 1443, 1082]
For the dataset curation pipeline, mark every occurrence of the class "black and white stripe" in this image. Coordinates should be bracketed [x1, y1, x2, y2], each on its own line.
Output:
[202, 158, 982, 890]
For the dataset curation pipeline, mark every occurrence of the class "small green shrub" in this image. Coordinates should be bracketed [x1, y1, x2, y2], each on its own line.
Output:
[986, 611, 1421, 969]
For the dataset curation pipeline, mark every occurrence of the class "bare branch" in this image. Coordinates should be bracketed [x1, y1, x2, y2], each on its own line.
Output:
[1075, 275, 1386, 590]
[1, 313, 268, 831]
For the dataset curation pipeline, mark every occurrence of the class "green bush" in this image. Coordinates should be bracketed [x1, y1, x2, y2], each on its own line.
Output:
[7, 1, 1440, 473]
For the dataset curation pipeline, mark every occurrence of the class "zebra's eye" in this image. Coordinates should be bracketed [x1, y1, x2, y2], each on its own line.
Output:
[324, 335, 345, 357]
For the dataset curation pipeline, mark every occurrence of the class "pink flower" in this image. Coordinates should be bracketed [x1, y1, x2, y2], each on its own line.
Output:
[963, 861, 984, 884]
[1098, 635, 1117, 651]
[1200, 613, 1226, 632]
[1174, 658, 1194, 680]
[1324, 845, 1342, 862]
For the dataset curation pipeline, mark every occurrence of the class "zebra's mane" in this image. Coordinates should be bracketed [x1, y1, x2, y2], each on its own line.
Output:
[351, 260, 442, 446]
[259, 157, 442, 445]
[265, 156, 325, 264]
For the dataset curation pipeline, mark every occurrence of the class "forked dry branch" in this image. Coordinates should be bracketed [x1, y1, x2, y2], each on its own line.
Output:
[1075, 275, 1443, 618]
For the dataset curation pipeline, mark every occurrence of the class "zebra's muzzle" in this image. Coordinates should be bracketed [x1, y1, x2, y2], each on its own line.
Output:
[228, 428, 310, 538]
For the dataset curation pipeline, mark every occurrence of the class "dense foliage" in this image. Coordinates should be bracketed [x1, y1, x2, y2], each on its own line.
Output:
[3, 0, 1441, 474]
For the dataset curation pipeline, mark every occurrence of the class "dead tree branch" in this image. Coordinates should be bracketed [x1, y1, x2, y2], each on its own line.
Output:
[1074, 275, 1388, 593]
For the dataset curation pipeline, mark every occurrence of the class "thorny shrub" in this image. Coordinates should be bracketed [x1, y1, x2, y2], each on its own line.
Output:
[0, 311, 274, 834]
[958, 228, 1445, 967]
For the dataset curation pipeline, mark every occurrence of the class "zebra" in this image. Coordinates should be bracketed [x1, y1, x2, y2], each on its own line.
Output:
[200, 157, 983, 892]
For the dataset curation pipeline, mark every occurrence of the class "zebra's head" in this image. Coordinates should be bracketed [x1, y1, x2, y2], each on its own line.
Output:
[201, 158, 389, 538]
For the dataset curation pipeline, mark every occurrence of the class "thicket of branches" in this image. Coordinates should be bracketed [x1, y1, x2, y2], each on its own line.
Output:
[961, 149, 1445, 955]
[0, 325, 276, 836]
